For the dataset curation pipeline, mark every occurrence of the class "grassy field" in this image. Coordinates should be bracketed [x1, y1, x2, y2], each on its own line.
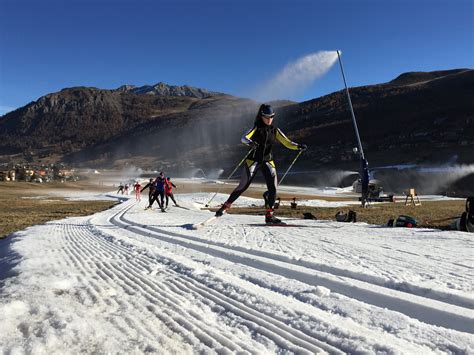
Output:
[0, 181, 117, 239]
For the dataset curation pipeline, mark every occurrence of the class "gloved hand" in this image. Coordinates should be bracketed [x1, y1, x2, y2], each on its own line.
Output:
[249, 141, 259, 150]
[298, 143, 307, 151]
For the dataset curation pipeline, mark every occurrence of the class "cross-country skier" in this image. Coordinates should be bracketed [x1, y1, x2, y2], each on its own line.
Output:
[164, 177, 178, 208]
[117, 182, 125, 194]
[215, 104, 307, 224]
[133, 181, 142, 202]
[141, 178, 163, 211]
[153, 172, 166, 212]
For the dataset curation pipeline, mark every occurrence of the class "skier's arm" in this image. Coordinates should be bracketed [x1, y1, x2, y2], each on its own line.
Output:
[241, 126, 257, 146]
[172, 183, 177, 188]
[275, 128, 300, 150]
[140, 183, 150, 193]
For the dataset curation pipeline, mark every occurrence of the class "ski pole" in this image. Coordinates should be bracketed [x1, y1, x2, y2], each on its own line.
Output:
[278, 149, 303, 186]
[205, 148, 255, 207]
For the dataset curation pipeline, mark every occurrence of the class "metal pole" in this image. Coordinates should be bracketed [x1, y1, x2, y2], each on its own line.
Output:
[336, 50, 365, 160]
[278, 150, 303, 186]
[336, 50, 370, 207]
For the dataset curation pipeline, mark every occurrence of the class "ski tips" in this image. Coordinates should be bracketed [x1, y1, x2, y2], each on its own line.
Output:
[191, 216, 217, 230]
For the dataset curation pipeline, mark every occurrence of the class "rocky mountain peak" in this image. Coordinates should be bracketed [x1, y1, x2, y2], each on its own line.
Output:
[114, 82, 220, 98]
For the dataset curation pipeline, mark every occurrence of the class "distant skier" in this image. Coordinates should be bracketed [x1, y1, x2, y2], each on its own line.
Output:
[124, 183, 130, 195]
[141, 178, 163, 211]
[133, 181, 142, 202]
[154, 172, 167, 211]
[117, 182, 125, 194]
[214, 104, 307, 224]
[164, 177, 178, 208]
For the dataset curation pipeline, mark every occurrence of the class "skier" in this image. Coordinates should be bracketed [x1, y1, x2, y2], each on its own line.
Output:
[141, 178, 163, 211]
[164, 177, 179, 208]
[214, 104, 307, 224]
[117, 182, 124, 194]
[124, 183, 130, 195]
[153, 172, 167, 212]
[133, 180, 142, 202]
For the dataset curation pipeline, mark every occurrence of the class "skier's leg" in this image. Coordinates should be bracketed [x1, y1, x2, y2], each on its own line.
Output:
[146, 193, 153, 208]
[261, 161, 278, 208]
[262, 161, 281, 224]
[170, 193, 178, 206]
[165, 194, 169, 208]
[227, 162, 259, 204]
[215, 162, 258, 217]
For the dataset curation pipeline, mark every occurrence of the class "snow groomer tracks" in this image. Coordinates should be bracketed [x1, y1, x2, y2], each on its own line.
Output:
[108, 202, 474, 335]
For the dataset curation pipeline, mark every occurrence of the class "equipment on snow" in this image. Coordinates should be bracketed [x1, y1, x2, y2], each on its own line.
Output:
[303, 212, 317, 220]
[337, 50, 370, 208]
[387, 215, 417, 228]
[452, 196, 474, 232]
[191, 216, 218, 230]
[335, 210, 357, 223]
[291, 198, 297, 209]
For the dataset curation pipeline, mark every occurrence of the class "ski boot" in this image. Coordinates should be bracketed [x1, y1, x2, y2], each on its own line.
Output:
[265, 209, 283, 224]
[215, 202, 231, 217]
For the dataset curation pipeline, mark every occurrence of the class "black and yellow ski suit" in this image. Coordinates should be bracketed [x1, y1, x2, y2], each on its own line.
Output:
[225, 119, 302, 209]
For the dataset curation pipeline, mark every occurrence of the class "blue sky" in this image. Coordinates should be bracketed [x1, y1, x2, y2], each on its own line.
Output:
[0, 0, 473, 115]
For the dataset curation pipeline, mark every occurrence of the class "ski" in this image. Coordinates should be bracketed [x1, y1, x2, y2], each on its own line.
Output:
[245, 223, 309, 228]
[192, 216, 218, 230]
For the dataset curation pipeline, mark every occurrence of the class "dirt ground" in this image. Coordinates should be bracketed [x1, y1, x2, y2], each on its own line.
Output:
[0, 177, 468, 238]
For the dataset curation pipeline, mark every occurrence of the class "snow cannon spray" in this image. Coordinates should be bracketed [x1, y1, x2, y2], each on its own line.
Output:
[336, 50, 370, 207]
[253, 50, 339, 101]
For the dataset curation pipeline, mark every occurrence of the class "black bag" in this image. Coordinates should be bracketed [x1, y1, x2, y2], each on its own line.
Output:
[394, 215, 417, 228]
[303, 212, 317, 220]
[335, 210, 357, 223]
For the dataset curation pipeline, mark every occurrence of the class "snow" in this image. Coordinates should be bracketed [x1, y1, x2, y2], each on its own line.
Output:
[1, 190, 473, 354]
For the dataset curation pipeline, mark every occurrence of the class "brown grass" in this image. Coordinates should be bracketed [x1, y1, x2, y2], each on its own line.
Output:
[0, 181, 116, 238]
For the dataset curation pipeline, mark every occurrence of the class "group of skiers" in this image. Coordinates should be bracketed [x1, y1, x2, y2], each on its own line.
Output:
[140, 172, 179, 212]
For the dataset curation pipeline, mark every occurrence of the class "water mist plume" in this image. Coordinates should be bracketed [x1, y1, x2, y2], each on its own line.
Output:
[252, 50, 339, 101]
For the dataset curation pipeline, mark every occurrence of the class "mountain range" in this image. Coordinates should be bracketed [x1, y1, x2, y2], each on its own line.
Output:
[1, 69, 473, 193]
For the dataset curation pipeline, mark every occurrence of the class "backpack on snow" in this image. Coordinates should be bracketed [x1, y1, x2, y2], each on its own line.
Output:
[335, 210, 357, 223]
[387, 215, 417, 228]
[454, 196, 474, 233]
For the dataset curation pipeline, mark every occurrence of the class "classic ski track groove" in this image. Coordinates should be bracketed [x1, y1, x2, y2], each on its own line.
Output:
[61, 220, 252, 353]
[97, 206, 342, 353]
[111, 203, 473, 334]
[59, 206, 336, 353]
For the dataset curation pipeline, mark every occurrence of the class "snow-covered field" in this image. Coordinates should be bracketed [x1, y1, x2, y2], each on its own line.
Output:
[1, 191, 473, 354]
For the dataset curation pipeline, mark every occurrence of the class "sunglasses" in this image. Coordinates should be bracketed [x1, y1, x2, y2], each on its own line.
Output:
[262, 115, 274, 119]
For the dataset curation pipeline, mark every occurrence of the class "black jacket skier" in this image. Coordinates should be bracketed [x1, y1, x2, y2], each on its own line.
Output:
[215, 104, 307, 224]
